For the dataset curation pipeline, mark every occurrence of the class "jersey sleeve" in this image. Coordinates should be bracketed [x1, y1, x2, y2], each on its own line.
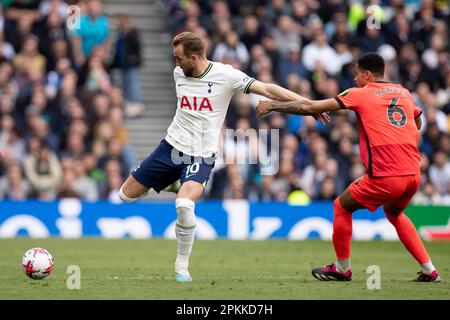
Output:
[226, 66, 255, 94]
[413, 105, 422, 119]
[405, 89, 422, 119]
[334, 88, 364, 111]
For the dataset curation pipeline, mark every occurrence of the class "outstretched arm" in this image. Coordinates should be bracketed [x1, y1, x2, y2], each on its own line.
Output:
[248, 80, 308, 102]
[256, 98, 341, 120]
[248, 80, 331, 124]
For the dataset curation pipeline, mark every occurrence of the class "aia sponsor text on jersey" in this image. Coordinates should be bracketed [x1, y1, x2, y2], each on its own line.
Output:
[180, 96, 213, 111]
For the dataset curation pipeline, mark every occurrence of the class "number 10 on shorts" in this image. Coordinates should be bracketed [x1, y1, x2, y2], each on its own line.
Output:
[186, 163, 200, 178]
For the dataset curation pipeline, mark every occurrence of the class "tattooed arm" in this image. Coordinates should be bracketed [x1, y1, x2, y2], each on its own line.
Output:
[256, 98, 341, 120]
[248, 81, 331, 124]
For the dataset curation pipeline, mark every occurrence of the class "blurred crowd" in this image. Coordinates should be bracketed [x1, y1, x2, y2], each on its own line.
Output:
[0, 0, 449, 205]
[0, 0, 144, 201]
[167, 0, 450, 204]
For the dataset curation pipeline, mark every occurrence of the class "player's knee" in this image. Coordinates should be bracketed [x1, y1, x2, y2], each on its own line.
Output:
[333, 197, 349, 213]
[177, 180, 204, 201]
[383, 204, 402, 221]
[175, 198, 196, 227]
[333, 197, 341, 209]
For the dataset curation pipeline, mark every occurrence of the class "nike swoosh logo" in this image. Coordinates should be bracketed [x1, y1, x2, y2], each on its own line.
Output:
[185, 173, 196, 179]
[178, 83, 186, 87]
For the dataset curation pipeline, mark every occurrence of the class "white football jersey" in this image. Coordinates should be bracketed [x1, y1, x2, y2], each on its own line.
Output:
[165, 61, 255, 157]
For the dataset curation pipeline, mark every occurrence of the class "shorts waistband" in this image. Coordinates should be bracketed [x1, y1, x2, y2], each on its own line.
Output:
[162, 139, 215, 158]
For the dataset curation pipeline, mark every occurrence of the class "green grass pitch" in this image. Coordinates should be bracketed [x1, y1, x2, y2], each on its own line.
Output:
[0, 239, 449, 300]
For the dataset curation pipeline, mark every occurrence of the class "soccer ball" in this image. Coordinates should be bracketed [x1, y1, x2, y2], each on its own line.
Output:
[22, 247, 55, 280]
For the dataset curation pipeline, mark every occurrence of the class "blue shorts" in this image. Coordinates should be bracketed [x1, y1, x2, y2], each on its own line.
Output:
[131, 139, 216, 193]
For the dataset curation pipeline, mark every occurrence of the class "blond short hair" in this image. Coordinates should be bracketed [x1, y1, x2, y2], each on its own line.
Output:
[172, 32, 205, 57]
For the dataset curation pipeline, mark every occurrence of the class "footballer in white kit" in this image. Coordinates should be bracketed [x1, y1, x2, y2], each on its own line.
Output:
[166, 61, 256, 159]
[118, 32, 328, 283]
[129, 61, 255, 194]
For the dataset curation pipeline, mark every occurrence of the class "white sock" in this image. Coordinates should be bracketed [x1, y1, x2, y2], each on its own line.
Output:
[175, 225, 196, 274]
[118, 185, 149, 203]
[336, 258, 351, 273]
[175, 198, 196, 274]
[421, 261, 435, 274]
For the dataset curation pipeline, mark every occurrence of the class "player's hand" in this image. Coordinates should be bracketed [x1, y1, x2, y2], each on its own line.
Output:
[256, 101, 273, 120]
[313, 112, 331, 125]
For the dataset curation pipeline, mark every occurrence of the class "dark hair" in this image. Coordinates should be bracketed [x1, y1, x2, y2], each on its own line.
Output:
[357, 53, 385, 77]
